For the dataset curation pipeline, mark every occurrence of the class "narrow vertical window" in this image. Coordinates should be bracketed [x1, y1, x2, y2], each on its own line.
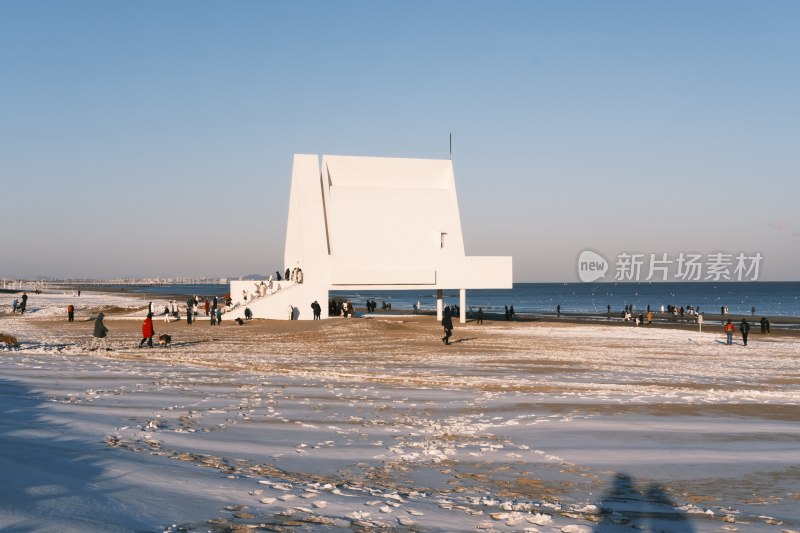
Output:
[440, 232, 447, 248]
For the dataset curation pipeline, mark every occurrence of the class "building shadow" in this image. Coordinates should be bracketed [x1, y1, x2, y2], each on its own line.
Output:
[594, 473, 696, 532]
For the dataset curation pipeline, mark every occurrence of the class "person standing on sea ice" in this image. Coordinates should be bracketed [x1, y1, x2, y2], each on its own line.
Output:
[740, 318, 751, 346]
[724, 319, 735, 345]
[90, 312, 109, 351]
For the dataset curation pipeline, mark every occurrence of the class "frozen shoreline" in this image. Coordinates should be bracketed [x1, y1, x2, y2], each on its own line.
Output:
[1, 291, 799, 532]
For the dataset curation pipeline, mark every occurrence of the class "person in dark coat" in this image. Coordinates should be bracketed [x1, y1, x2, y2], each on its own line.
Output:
[740, 318, 751, 346]
[20, 292, 28, 314]
[441, 307, 454, 345]
[139, 313, 155, 348]
[244, 307, 253, 320]
[186, 299, 193, 324]
[90, 312, 109, 351]
[311, 300, 321, 320]
[476, 307, 484, 325]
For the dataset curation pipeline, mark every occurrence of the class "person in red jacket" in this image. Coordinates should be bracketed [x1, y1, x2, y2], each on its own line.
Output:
[139, 313, 155, 348]
[724, 319, 735, 345]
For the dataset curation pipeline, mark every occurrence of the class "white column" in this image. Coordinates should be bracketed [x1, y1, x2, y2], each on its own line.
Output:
[459, 288, 466, 324]
[436, 289, 443, 321]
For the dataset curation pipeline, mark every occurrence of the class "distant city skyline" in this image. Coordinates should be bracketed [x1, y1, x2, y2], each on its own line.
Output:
[2, 2, 798, 281]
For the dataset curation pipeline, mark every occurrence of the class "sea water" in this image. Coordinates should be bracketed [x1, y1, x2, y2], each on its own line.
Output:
[333, 282, 800, 317]
[84, 281, 800, 317]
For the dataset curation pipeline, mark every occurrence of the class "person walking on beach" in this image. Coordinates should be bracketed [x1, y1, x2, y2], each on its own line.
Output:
[441, 307, 454, 345]
[724, 319, 735, 345]
[740, 318, 751, 346]
[205, 299, 210, 316]
[477, 307, 484, 325]
[139, 313, 155, 348]
[556, 304, 561, 318]
[20, 292, 28, 314]
[215, 306, 222, 325]
[90, 312, 109, 351]
[210, 307, 217, 325]
[751, 306, 756, 315]
[67, 304, 74, 322]
[12, 298, 18, 313]
[647, 310, 652, 325]
[186, 299, 193, 325]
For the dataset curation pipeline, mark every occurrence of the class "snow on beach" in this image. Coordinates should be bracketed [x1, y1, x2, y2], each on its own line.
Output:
[1, 291, 799, 532]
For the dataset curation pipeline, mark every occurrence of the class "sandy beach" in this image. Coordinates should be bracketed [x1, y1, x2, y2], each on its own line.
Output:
[1, 291, 799, 532]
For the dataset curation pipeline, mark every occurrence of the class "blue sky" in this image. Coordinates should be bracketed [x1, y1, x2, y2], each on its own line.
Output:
[2, 1, 798, 281]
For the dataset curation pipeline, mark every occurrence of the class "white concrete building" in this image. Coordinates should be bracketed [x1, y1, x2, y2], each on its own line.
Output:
[228, 154, 512, 321]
